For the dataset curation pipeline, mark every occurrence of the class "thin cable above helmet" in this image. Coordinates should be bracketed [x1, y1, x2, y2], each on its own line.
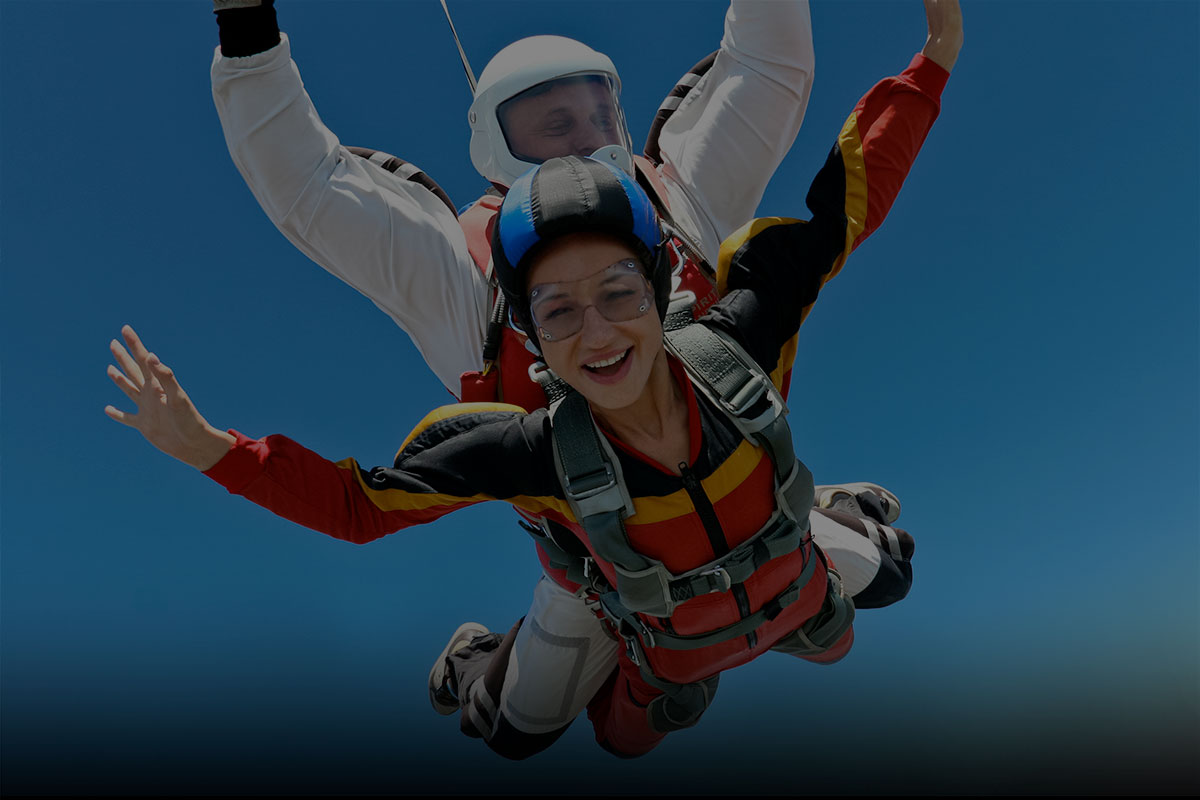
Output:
[491, 156, 671, 341]
[469, 36, 634, 189]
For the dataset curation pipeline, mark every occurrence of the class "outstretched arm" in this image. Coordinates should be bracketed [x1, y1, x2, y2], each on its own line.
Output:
[655, 0, 816, 264]
[708, 0, 962, 381]
[209, 1, 489, 395]
[106, 327, 565, 543]
[827, 0, 961, 257]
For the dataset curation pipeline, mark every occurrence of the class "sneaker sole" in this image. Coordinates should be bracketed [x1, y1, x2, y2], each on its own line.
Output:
[814, 482, 901, 523]
[428, 622, 490, 716]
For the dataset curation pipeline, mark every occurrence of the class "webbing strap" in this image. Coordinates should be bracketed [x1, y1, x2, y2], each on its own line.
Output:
[666, 513, 803, 602]
[666, 325, 780, 434]
[666, 324, 806, 505]
[663, 306, 694, 333]
[600, 541, 817, 653]
[549, 391, 643, 568]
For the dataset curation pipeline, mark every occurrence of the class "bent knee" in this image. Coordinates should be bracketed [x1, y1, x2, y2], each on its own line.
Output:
[485, 715, 571, 760]
[853, 560, 913, 609]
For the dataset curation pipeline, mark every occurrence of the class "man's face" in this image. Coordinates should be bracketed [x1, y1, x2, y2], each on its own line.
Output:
[499, 77, 625, 165]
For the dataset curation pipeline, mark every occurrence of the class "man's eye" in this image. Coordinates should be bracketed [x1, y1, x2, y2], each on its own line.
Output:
[603, 289, 636, 303]
[593, 114, 615, 132]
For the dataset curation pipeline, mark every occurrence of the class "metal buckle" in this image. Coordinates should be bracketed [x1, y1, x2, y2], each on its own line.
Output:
[722, 373, 768, 418]
[639, 623, 657, 650]
[565, 463, 617, 501]
[699, 566, 732, 594]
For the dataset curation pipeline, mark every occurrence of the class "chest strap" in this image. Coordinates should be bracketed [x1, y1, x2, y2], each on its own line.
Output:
[598, 537, 818, 654]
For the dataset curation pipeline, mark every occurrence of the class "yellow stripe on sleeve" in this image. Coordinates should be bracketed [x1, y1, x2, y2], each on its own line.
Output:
[395, 402, 528, 460]
[336, 457, 573, 520]
[715, 216, 801, 296]
[834, 112, 868, 280]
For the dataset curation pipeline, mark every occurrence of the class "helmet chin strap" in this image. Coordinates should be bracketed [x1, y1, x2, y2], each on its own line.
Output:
[590, 144, 634, 178]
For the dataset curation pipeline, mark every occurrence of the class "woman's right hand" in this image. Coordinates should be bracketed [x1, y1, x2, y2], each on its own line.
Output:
[105, 325, 235, 471]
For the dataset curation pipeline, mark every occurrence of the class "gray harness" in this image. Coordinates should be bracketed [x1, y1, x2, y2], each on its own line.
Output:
[541, 319, 854, 732]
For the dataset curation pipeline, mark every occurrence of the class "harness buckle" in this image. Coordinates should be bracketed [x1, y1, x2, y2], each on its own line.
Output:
[564, 463, 618, 502]
[624, 618, 657, 650]
[699, 566, 732, 594]
[640, 625, 657, 650]
[721, 373, 780, 434]
[724, 374, 768, 417]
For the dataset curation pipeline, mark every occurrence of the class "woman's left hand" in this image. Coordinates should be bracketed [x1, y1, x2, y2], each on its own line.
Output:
[922, 0, 964, 72]
[105, 325, 235, 471]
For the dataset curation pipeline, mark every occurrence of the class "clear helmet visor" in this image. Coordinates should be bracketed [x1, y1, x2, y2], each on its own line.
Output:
[496, 73, 633, 174]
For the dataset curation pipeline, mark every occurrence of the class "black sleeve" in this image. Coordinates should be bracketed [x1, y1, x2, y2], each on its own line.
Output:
[700, 144, 849, 376]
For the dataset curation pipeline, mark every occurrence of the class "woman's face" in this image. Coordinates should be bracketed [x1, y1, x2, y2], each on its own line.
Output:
[526, 232, 663, 412]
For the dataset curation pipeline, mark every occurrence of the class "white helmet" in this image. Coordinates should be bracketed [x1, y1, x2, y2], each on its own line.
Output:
[468, 35, 634, 189]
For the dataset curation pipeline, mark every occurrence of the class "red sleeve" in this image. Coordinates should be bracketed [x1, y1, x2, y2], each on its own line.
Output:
[850, 53, 949, 250]
[202, 430, 413, 544]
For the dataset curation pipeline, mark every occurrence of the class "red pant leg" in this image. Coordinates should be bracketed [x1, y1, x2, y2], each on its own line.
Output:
[585, 654, 669, 758]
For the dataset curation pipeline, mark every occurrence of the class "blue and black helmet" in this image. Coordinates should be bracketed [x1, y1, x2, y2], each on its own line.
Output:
[490, 156, 671, 338]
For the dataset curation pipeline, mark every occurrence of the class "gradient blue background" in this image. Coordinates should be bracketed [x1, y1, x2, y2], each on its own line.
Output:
[2, 0, 1197, 794]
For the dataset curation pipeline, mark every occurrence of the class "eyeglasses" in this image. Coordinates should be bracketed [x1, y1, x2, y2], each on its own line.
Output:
[528, 259, 655, 342]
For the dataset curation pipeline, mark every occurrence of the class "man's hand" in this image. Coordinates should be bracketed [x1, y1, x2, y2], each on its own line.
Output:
[921, 0, 964, 73]
[105, 325, 235, 471]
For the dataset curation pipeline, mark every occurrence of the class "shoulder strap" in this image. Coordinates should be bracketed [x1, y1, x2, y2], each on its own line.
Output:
[548, 390, 638, 556]
[643, 51, 718, 167]
[665, 324, 813, 521]
[345, 146, 457, 217]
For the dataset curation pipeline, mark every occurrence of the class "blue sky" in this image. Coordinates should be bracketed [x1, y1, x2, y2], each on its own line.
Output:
[2, 0, 1197, 793]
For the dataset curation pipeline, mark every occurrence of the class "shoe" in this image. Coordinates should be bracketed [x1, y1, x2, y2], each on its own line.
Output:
[428, 622, 490, 716]
[814, 482, 901, 524]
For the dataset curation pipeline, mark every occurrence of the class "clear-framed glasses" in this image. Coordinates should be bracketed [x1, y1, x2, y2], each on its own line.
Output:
[528, 259, 654, 342]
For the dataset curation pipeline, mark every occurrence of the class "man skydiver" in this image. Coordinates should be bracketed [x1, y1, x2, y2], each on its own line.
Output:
[210, 0, 817, 400]
[206, 0, 960, 758]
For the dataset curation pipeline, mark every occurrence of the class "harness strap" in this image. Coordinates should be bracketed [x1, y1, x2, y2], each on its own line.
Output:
[633, 157, 713, 285]
[643, 51, 718, 167]
[600, 537, 818, 653]
[549, 391, 639, 558]
[665, 324, 783, 438]
[667, 513, 803, 602]
[666, 325, 814, 516]
[769, 547, 856, 656]
[345, 146, 457, 216]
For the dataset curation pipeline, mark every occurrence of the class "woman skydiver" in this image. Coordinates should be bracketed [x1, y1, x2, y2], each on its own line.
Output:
[106, 21, 953, 750]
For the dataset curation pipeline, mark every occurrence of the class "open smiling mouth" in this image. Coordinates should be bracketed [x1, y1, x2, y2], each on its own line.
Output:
[584, 347, 632, 377]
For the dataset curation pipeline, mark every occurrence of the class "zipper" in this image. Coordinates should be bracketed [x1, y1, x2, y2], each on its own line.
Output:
[678, 462, 728, 558]
[678, 463, 756, 649]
